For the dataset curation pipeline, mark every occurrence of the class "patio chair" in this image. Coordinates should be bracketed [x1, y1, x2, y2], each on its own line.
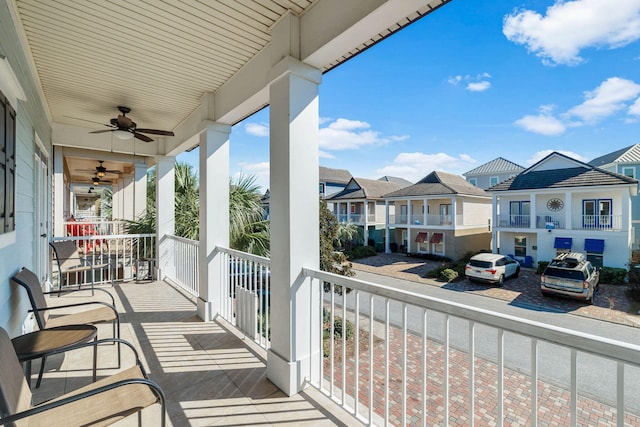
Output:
[10, 267, 121, 383]
[50, 240, 113, 296]
[0, 327, 165, 427]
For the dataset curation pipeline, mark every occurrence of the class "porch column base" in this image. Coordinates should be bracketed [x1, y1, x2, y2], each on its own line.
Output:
[197, 298, 214, 322]
[266, 348, 310, 396]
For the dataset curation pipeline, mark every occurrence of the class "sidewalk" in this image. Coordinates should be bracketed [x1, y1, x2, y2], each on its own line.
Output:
[351, 253, 640, 328]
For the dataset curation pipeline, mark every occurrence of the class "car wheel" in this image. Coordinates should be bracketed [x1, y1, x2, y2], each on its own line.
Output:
[513, 267, 520, 279]
[497, 274, 504, 287]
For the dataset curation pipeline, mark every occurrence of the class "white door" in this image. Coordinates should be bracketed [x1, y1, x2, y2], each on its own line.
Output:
[34, 146, 49, 282]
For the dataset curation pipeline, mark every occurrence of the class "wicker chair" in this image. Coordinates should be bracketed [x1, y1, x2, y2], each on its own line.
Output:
[0, 327, 165, 427]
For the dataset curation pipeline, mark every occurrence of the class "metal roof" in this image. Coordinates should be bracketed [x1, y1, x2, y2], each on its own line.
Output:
[589, 144, 640, 167]
[463, 157, 524, 176]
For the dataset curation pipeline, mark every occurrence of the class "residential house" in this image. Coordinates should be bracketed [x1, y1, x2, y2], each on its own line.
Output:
[490, 152, 637, 268]
[384, 171, 492, 260]
[378, 175, 413, 187]
[319, 166, 352, 199]
[463, 157, 525, 189]
[328, 177, 406, 246]
[589, 144, 640, 249]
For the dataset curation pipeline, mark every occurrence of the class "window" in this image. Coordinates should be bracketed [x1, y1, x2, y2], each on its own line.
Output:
[490, 176, 499, 187]
[430, 232, 444, 254]
[319, 183, 325, 196]
[622, 167, 635, 178]
[585, 238, 604, 268]
[510, 201, 530, 227]
[514, 236, 527, 257]
[350, 204, 356, 213]
[0, 91, 17, 234]
[583, 199, 612, 228]
[440, 204, 451, 224]
[469, 178, 477, 187]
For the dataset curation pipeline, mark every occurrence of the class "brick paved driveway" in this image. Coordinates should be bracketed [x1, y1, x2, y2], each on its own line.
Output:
[351, 253, 640, 328]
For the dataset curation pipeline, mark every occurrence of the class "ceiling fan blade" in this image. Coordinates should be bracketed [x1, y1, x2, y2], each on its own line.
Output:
[89, 129, 116, 134]
[135, 129, 175, 136]
[134, 132, 154, 142]
[105, 170, 123, 175]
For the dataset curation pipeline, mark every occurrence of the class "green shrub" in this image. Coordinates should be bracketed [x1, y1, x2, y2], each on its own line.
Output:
[536, 261, 549, 275]
[346, 245, 377, 260]
[599, 267, 627, 285]
[333, 317, 354, 339]
[439, 268, 459, 282]
[627, 263, 640, 301]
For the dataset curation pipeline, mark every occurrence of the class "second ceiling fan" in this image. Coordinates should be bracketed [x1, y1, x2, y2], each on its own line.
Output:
[89, 106, 175, 142]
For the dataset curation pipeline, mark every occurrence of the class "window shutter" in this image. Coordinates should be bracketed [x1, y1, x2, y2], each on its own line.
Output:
[6, 101, 16, 232]
[0, 93, 6, 232]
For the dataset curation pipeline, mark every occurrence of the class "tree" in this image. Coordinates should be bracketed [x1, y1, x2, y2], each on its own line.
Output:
[319, 199, 354, 294]
[229, 174, 270, 257]
[337, 222, 359, 250]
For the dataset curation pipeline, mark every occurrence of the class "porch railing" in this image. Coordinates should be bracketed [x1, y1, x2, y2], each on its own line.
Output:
[303, 267, 640, 427]
[63, 220, 128, 237]
[161, 235, 199, 297]
[217, 247, 271, 350]
[52, 234, 155, 285]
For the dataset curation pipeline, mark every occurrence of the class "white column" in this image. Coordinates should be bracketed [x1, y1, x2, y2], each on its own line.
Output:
[565, 191, 572, 229]
[53, 148, 65, 236]
[197, 122, 231, 321]
[492, 195, 498, 253]
[347, 201, 351, 222]
[385, 200, 391, 253]
[529, 196, 536, 229]
[122, 174, 135, 220]
[267, 57, 322, 396]
[451, 196, 457, 226]
[134, 163, 148, 220]
[423, 199, 427, 225]
[155, 156, 175, 281]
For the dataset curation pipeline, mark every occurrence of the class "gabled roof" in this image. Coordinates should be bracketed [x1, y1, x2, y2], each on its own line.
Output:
[589, 144, 640, 167]
[491, 151, 638, 191]
[463, 157, 524, 176]
[377, 176, 413, 188]
[328, 177, 402, 200]
[384, 171, 489, 198]
[319, 166, 352, 184]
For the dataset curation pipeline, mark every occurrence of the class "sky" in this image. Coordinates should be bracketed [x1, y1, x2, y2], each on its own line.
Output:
[178, 0, 640, 191]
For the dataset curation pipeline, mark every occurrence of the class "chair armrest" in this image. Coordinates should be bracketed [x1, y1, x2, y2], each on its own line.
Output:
[0, 378, 166, 426]
[43, 287, 116, 307]
[29, 300, 117, 316]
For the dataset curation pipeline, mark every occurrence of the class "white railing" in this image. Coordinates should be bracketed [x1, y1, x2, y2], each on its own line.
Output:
[162, 235, 199, 297]
[496, 214, 531, 228]
[349, 213, 365, 223]
[410, 214, 423, 225]
[367, 213, 376, 223]
[336, 214, 348, 223]
[536, 214, 565, 229]
[52, 234, 155, 285]
[217, 247, 271, 350]
[303, 267, 640, 427]
[573, 214, 623, 231]
[389, 214, 408, 225]
[427, 214, 453, 225]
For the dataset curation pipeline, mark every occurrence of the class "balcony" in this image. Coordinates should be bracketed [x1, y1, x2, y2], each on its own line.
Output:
[497, 214, 624, 231]
[40, 237, 640, 426]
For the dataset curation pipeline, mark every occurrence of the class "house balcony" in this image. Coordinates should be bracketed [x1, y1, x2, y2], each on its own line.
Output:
[43, 235, 640, 426]
[496, 214, 625, 231]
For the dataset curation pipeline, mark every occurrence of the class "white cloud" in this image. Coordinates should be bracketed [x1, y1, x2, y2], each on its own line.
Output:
[503, 0, 640, 66]
[376, 152, 477, 182]
[448, 73, 493, 92]
[319, 150, 335, 159]
[466, 81, 491, 92]
[319, 118, 407, 151]
[515, 114, 566, 135]
[567, 77, 640, 122]
[629, 98, 640, 116]
[526, 150, 588, 165]
[245, 122, 269, 137]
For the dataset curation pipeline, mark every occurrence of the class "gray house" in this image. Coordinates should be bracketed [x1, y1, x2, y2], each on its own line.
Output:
[463, 157, 524, 189]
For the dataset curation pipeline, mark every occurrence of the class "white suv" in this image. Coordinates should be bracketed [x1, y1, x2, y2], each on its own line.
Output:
[465, 253, 520, 286]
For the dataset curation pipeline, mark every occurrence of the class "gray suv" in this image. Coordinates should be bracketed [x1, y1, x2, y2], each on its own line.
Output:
[541, 252, 599, 304]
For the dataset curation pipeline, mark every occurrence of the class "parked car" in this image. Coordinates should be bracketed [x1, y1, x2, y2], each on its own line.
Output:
[541, 252, 599, 304]
[464, 253, 520, 286]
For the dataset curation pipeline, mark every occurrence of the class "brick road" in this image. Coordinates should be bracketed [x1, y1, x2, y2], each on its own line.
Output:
[319, 253, 640, 426]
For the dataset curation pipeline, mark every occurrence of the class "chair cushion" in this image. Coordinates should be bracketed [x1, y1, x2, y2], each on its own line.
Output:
[28, 366, 159, 427]
[46, 306, 117, 328]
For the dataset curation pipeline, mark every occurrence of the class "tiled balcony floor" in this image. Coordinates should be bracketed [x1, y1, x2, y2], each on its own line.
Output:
[30, 280, 358, 426]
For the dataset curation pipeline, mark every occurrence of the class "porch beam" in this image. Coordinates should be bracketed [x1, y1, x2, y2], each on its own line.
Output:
[267, 55, 322, 396]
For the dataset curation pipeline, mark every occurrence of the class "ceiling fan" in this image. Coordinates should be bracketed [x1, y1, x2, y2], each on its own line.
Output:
[76, 160, 122, 178]
[87, 106, 175, 142]
[90, 174, 112, 186]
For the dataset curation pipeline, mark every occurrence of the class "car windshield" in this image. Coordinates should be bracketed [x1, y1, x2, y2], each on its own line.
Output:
[543, 267, 585, 281]
[470, 260, 493, 268]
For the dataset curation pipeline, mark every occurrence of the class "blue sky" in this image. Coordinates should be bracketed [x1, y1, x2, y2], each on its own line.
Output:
[178, 0, 640, 191]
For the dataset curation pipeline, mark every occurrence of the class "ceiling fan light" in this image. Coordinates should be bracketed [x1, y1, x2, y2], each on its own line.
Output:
[92, 177, 100, 186]
[97, 170, 105, 177]
[114, 129, 132, 140]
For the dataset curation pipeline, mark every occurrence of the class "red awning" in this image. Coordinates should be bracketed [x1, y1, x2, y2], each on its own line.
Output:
[429, 233, 443, 244]
[415, 232, 427, 243]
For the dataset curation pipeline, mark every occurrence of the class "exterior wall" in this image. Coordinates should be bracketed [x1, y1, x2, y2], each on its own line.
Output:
[0, 2, 53, 337]
[405, 227, 491, 260]
[466, 173, 516, 190]
[375, 201, 386, 223]
[462, 199, 491, 226]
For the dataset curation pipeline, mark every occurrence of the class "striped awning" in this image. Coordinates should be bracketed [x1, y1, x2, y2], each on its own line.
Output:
[416, 232, 428, 243]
